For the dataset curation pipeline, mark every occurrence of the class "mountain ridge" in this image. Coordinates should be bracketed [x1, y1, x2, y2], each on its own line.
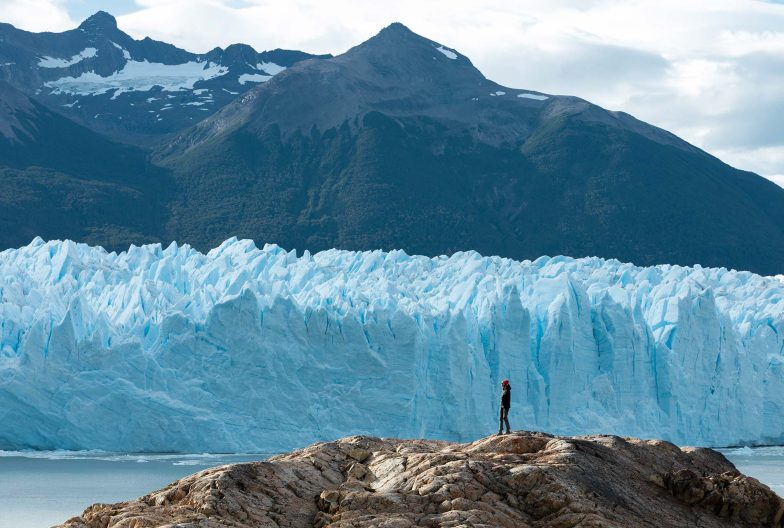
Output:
[153, 22, 784, 274]
[169, 22, 693, 154]
[0, 11, 329, 143]
[1, 15, 783, 273]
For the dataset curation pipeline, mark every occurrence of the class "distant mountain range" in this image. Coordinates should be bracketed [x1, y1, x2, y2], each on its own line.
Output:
[1, 12, 784, 274]
[0, 11, 327, 143]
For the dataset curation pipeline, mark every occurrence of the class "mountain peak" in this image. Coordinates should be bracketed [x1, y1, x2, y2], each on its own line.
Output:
[364, 22, 432, 48]
[78, 11, 118, 33]
[344, 22, 474, 73]
[332, 22, 480, 86]
[344, 22, 471, 70]
[379, 22, 415, 35]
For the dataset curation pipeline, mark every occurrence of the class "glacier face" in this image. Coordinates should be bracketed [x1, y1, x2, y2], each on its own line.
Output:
[0, 237, 782, 452]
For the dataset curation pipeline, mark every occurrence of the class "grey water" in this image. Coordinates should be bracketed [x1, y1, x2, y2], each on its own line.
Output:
[719, 446, 784, 497]
[0, 447, 781, 528]
[0, 452, 266, 528]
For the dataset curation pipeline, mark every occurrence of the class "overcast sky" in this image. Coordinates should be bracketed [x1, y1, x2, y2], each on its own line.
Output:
[4, 0, 784, 187]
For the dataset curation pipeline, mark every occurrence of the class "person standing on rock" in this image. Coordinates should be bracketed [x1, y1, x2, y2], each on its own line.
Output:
[498, 379, 511, 435]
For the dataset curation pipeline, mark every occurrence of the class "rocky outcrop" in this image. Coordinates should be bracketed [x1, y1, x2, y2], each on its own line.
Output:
[55, 432, 784, 528]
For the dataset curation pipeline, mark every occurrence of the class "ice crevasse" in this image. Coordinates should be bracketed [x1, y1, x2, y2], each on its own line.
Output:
[0, 237, 782, 452]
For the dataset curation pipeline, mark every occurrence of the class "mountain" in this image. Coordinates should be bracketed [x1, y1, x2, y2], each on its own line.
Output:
[0, 11, 329, 143]
[0, 81, 169, 249]
[1, 15, 783, 274]
[158, 23, 784, 275]
[1, 237, 782, 451]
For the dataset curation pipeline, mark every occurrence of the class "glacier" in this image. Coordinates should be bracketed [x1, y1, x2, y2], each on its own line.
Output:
[0, 237, 782, 452]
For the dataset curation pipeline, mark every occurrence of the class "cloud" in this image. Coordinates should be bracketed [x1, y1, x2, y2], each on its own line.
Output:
[712, 146, 784, 188]
[8, 0, 784, 185]
[0, 0, 75, 31]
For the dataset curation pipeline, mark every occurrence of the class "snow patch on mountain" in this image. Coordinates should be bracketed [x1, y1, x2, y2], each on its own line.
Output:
[518, 93, 549, 101]
[44, 60, 229, 98]
[435, 45, 457, 59]
[110, 42, 131, 60]
[238, 73, 272, 85]
[38, 48, 97, 68]
[257, 61, 286, 75]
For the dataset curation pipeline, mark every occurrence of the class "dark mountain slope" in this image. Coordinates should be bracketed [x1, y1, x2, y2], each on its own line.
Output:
[0, 82, 170, 249]
[157, 24, 784, 274]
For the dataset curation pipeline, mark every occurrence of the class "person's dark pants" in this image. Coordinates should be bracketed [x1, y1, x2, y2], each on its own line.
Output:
[499, 406, 511, 434]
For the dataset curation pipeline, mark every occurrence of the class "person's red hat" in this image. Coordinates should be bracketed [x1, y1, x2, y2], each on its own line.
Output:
[501, 379, 509, 386]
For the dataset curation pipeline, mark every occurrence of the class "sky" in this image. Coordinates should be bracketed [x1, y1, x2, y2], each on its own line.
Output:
[2, 0, 784, 188]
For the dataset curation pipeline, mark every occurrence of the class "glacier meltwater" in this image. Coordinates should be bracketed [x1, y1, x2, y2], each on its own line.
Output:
[0, 238, 782, 452]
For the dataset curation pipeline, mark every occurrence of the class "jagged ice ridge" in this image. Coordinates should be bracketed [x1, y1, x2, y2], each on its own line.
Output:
[0, 238, 782, 452]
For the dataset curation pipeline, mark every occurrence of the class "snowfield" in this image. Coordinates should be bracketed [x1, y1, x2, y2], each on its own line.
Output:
[238, 73, 272, 85]
[38, 48, 98, 68]
[0, 238, 782, 452]
[435, 45, 458, 59]
[44, 60, 229, 97]
[517, 92, 549, 100]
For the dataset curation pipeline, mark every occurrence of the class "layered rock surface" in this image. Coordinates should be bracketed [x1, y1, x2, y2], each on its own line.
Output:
[56, 432, 784, 528]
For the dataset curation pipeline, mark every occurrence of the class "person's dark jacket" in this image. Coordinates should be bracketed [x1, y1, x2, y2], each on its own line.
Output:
[501, 385, 511, 409]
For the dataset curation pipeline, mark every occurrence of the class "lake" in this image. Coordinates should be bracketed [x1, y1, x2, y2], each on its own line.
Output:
[0, 452, 266, 528]
[719, 446, 784, 496]
[0, 447, 781, 528]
